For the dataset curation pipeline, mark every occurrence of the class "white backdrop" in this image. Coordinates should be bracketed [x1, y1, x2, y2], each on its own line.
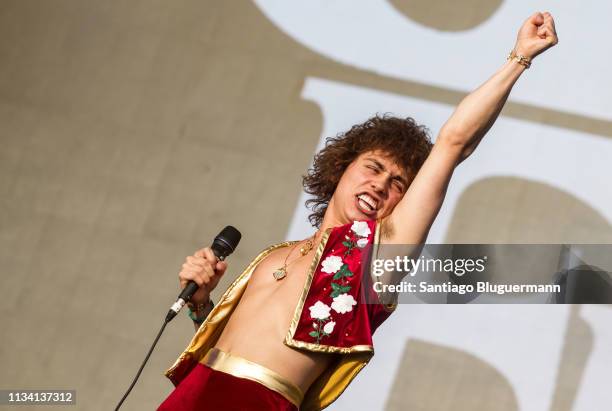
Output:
[252, 1, 612, 409]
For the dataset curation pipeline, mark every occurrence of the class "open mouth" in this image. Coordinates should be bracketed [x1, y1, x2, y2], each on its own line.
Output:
[355, 193, 379, 216]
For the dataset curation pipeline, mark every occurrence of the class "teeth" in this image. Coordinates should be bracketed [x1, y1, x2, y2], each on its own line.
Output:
[358, 198, 373, 212]
[358, 194, 377, 210]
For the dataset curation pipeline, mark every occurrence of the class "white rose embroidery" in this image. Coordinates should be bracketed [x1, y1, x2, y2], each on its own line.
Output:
[321, 255, 343, 274]
[351, 221, 371, 238]
[356, 238, 369, 248]
[331, 293, 357, 314]
[309, 301, 331, 320]
[323, 321, 336, 334]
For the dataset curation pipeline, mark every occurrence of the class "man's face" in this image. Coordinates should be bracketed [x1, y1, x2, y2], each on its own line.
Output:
[330, 150, 409, 223]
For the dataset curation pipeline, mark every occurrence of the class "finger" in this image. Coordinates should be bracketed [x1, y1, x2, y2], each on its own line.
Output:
[542, 12, 556, 30]
[180, 270, 204, 287]
[537, 26, 552, 40]
[549, 34, 559, 45]
[541, 27, 557, 44]
[185, 264, 215, 284]
[202, 247, 218, 265]
[537, 26, 548, 38]
[530, 11, 544, 25]
[183, 264, 215, 284]
[182, 261, 204, 272]
[198, 266, 215, 286]
[194, 248, 207, 259]
[540, 17, 554, 30]
[186, 256, 207, 267]
[544, 30, 558, 45]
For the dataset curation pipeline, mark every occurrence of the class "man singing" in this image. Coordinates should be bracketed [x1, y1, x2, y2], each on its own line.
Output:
[158, 12, 558, 411]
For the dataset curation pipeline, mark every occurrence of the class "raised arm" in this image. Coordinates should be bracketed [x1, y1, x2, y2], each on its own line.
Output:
[384, 12, 558, 245]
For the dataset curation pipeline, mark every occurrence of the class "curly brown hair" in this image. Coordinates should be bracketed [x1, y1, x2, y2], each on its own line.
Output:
[302, 114, 433, 228]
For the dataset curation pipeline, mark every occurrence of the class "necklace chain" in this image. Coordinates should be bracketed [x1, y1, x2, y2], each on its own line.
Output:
[273, 233, 317, 281]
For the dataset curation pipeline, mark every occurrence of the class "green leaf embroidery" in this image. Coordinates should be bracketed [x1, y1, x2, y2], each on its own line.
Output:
[330, 281, 352, 297]
[309, 331, 319, 338]
[333, 264, 354, 280]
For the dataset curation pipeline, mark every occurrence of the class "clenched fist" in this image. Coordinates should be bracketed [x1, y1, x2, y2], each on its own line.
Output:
[179, 247, 228, 305]
[514, 11, 558, 59]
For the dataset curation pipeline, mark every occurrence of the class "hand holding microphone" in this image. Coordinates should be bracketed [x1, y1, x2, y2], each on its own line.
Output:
[180, 247, 227, 306]
[166, 226, 241, 322]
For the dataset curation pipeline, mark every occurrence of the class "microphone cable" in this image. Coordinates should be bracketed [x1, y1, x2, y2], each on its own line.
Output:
[114, 316, 169, 411]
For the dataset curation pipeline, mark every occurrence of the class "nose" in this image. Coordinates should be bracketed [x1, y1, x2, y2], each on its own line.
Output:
[370, 175, 389, 198]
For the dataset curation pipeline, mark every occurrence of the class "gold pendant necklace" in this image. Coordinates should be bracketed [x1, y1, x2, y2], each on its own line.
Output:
[273, 234, 316, 281]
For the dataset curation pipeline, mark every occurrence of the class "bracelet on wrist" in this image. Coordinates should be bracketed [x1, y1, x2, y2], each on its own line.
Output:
[507, 50, 532, 69]
[186, 299, 214, 324]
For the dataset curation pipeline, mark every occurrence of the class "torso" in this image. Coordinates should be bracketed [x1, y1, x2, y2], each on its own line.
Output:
[214, 241, 336, 393]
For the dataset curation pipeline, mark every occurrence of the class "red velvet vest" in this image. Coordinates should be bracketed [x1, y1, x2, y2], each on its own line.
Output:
[285, 219, 394, 353]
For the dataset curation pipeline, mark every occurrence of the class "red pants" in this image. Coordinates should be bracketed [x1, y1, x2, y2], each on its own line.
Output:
[158, 352, 300, 411]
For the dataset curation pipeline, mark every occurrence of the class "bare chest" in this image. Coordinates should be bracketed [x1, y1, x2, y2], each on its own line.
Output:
[213, 244, 335, 392]
[214, 244, 317, 352]
[242, 246, 315, 315]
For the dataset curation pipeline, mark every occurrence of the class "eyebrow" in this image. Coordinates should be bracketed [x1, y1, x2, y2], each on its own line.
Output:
[366, 157, 409, 189]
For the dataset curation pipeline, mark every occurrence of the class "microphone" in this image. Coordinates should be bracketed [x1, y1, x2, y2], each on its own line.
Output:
[165, 226, 241, 323]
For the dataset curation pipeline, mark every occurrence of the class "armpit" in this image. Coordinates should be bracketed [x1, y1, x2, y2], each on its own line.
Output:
[380, 216, 395, 241]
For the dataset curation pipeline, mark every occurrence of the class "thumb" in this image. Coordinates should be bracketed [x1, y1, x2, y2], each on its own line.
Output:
[215, 260, 228, 275]
[537, 25, 550, 39]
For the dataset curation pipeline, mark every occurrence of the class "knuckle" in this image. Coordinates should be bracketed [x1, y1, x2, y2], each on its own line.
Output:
[193, 249, 206, 259]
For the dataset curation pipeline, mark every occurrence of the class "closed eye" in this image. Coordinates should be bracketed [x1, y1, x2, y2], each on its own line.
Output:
[393, 180, 405, 192]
